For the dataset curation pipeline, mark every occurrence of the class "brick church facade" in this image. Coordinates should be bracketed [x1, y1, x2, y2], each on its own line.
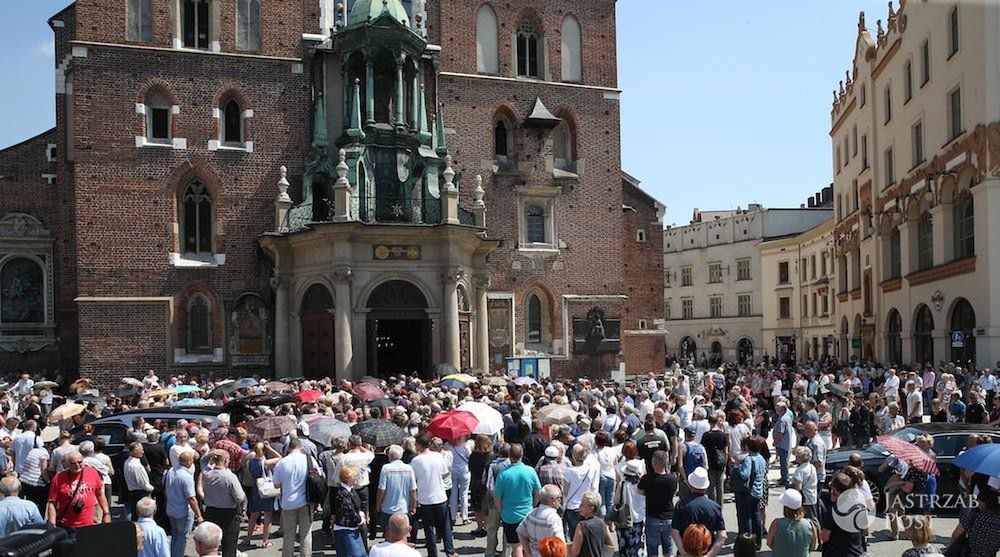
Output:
[0, 0, 664, 386]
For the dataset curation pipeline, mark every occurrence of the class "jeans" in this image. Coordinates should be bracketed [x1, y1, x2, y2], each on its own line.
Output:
[734, 492, 762, 542]
[418, 501, 455, 557]
[645, 517, 674, 557]
[598, 476, 615, 517]
[563, 508, 581, 541]
[333, 528, 367, 557]
[279, 504, 313, 557]
[707, 469, 725, 506]
[203, 507, 239, 557]
[168, 511, 194, 557]
[776, 447, 790, 486]
[450, 471, 470, 523]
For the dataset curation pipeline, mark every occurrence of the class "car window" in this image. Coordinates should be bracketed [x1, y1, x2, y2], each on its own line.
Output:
[931, 434, 968, 457]
[92, 425, 128, 446]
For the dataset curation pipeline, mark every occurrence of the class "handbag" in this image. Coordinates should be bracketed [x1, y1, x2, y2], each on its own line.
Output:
[608, 480, 633, 529]
[305, 455, 327, 504]
[255, 461, 280, 499]
[943, 510, 977, 557]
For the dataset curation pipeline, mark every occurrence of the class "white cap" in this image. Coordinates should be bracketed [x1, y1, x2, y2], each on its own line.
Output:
[687, 467, 710, 490]
[544, 445, 560, 459]
[779, 488, 803, 510]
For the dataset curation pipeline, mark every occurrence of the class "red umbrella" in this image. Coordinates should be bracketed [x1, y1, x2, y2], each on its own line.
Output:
[877, 435, 939, 475]
[427, 410, 479, 440]
[294, 389, 323, 403]
[353, 383, 385, 401]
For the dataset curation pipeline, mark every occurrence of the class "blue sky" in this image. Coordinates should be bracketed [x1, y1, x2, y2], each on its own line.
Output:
[0, 1, 891, 225]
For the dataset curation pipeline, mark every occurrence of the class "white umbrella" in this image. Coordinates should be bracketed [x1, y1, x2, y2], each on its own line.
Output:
[457, 401, 504, 435]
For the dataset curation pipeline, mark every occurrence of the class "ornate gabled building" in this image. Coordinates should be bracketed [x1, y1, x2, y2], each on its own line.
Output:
[829, 0, 1000, 367]
[0, 0, 664, 385]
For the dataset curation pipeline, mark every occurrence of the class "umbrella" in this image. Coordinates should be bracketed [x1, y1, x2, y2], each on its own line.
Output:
[513, 376, 537, 386]
[359, 376, 382, 385]
[954, 443, 1000, 477]
[304, 415, 353, 447]
[32, 381, 58, 392]
[117, 386, 140, 398]
[456, 401, 504, 435]
[439, 378, 468, 390]
[537, 404, 578, 425]
[876, 435, 939, 475]
[174, 385, 201, 394]
[143, 388, 176, 399]
[69, 378, 91, 394]
[247, 415, 297, 439]
[367, 398, 395, 413]
[223, 393, 293, 411]
[264, 381, 292, 393]
[428, 410, 479, 440]
[441, 373, 478, 384]
[175, 398, 213, 407]
[294, 389, 324, 403]
[49, 403, 85, 421]
[352, 420, 405, 447]
[353, 383, 385, 401]
[234, 378, 260, 389]
[430, 363, 459, 376]
[71, 393, 105, 404]
[482, 376, 508, 387]
[826, 383, 850, 398]
[209, 380, 239, 399]
[120, 377, 143, 388]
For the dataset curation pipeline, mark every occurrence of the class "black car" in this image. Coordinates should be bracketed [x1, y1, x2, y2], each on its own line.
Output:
[824, 423, 1000, 513]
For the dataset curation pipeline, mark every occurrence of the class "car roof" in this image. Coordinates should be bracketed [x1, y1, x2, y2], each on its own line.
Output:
[81, 407, 223, 427]
[907, 423, 999, 433]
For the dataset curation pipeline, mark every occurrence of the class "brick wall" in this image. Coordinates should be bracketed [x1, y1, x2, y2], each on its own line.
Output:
[78, 301, 170, 390]
[621, 179, 666, 373]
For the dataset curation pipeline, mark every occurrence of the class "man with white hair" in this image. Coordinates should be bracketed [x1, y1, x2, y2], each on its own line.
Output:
[883, 368, 900, 401]
[135, 497, 169, 557]
[193, 521, 224, 557]
[0, 476, 43, 534]
[370, 512, 420, 557]
[375, 444, 417, 532]
[516, 484, 564, 557]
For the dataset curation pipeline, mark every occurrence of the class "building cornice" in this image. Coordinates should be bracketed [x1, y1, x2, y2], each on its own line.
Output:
[905, 256, 976, 287]
[70, 40, 303, 62]
[438, 72, 621, 94]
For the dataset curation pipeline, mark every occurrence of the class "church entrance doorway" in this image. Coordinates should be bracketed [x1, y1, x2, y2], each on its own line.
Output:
[300, 284, 335, 379]
[366, 280, 431, 377]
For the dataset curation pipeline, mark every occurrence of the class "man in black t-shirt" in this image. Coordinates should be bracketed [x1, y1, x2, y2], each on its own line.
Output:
[637, 420, 668, 473]
[638, 450, 678, 557]
[671, 467, 726, 556]
[699, 413, 729, 506]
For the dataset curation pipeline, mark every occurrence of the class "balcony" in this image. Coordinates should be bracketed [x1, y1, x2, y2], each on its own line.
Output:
[360, 195, 443, 225]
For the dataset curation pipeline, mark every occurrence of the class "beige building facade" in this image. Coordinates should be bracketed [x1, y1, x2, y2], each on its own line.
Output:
[829, 0, 1000, 367]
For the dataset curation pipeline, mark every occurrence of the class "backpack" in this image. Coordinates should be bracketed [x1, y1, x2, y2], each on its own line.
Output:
[305, 455, 327, 505]
[683, 442, 707, 476]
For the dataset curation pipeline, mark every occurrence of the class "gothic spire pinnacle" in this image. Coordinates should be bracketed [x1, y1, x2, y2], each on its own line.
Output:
[347, 78, 366, 140]
[416, 83, 431, 144]
[435, 103, 448, 157]
[312, 91, 328, 149]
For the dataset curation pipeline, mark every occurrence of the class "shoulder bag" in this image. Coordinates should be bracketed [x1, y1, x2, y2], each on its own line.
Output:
[255, 459, 281, 499]
[305, 455, 327, 504]
[608, 479, 634, 530]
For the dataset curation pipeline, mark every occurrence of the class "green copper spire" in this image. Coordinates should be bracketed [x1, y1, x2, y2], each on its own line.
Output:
[416, 83, 431, 144]
[348, 0, 410, 28]
[312, 92, 328, 148]
[347, 78, 366, 140]
[434, 103, 448, 157]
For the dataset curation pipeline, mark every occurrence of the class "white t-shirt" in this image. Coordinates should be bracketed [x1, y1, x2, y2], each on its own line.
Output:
[411, 451, 448, 505]
[369, 541, 421, 557]
[272, 452, 308, 510]
[906, 391, 923, 418]
[884, 375, 900, 399]
[596, 446, 621, 479]
[791, 462, 817, 505]
[690, 419, 710, 444]
[341, 450, 375, 488]
[562, 458, 599, 511]
[771, 379, 782, 397]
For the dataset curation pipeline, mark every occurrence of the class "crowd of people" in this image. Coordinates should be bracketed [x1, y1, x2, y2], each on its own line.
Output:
[0, 360, 995, 557]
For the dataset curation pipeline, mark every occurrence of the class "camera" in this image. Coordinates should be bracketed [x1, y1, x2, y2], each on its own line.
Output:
[71, 499, 84, 514]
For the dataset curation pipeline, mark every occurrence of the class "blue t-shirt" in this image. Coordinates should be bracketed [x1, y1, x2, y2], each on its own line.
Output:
[672, 493, 725, 541]
[774, 414, 793, 450]
[950, 400, 967, 420]
[493, 462, 541, 524]
[163, 466, 196, 518]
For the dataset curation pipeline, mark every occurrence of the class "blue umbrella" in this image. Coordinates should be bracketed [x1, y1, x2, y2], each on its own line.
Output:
[175, 385, 201, 394]
[234, 377, 259, 389]
[439, 378, 467, 390]
[954, 443, 1000, 477]
[175, 398, 213, 407]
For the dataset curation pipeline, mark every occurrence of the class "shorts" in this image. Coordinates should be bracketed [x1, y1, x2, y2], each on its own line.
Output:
[502, 520, 522, 544]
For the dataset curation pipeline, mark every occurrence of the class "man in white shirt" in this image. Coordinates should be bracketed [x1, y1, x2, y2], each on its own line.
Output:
[11, 420, 42, 477]
[369, 512, 421, 557]
[124, 442, 153, 521]
[516, 485, 565, 557]
[410, 435, 454, 557]
[272, 438, 313, 557]
[905, 381, 924, 424]
[883, 368, 900, 401]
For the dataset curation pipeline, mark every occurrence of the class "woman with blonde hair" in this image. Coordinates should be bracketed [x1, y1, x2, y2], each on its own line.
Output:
[242, 441, 281, 549]
[902, 515, 939, 557]
[331, 465, 367, 557]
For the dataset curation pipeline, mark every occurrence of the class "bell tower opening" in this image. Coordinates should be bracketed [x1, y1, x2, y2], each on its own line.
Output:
[366, 279, 430, 377]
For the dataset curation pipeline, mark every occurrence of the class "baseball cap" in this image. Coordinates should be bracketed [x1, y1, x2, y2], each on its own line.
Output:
[544, 445, 560, 459]
[779, 489, 803, 510]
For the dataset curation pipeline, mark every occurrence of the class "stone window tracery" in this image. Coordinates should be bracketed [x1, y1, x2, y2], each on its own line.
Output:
[181, 180, 213, 256]
[516, 21, 540, 78]
[182, 0, 211, 49]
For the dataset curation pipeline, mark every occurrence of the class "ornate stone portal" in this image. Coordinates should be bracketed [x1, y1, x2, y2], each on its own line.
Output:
[0, 213, 56, 353]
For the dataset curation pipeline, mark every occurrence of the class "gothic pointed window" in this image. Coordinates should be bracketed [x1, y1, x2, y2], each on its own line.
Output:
[494, 121, 509, 158]
[527, 294, 542, 345]
[182, 0, 211, 49]
[516, 21, 540, 78]
[526, 205, 545, 244]
[181, 180, 213, 256]
[560, 15, 581, 82]
[188, 295, 210, 353]
[476, 5, 499, 74]
[236, 0, 261, 51]
[553, 121, 574, 172]
[222, 99, 242, 144]
[127, 0, 153, 42]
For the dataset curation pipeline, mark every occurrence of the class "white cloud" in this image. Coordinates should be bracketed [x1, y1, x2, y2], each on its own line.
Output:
[35, 38, 55, 57]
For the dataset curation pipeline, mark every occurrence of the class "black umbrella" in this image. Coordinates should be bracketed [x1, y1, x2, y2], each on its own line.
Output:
[71, 393, 105, 404]
[367, 398, 395, 413]
[351, 420, 404, 448]
[430, 363, 459, 376]
[227, 393, 293, 408]
[209, 381, 240, 400]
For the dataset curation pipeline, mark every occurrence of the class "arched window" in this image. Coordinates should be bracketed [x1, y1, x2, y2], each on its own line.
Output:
[526, 205, 545, 243]
[886, 309, 902, 365]
[236, 0, 261, 51]
[888, 227, 901, 278]
[950, 298, 976, 363]
[146, 90, 171, 143]
[494, 121, 509, 158]
[917, 214, 933, 270]
[222, 99, 243, 144]
[953, 195, 974, 259]
[188, 295, 210, 353]
[560, 15, 581, 82]
[913, 304, 934, 364]
[553, 121, 574, 171]
[476, 5, 499, 74]
[516, 21, 540, 78]
[127, 0, 153, 42]
[0, 257, 45, 327]
[526, 294, 542, 345]
[181, 180, 213, 255]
